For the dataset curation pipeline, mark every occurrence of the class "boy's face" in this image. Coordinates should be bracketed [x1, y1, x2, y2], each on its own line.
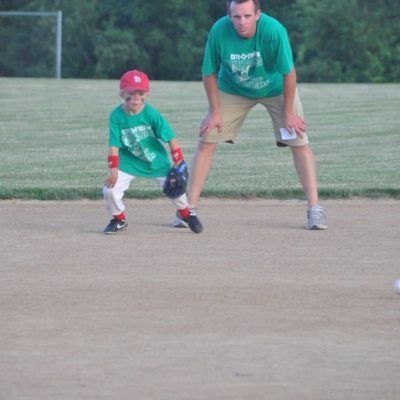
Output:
[228, 0, 261, 38]
[121, 90, 148, 114]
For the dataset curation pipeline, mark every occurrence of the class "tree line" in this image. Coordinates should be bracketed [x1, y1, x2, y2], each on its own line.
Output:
[0, 0, 398, 82]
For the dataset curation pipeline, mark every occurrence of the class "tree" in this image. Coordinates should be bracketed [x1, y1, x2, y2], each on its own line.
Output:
[293, 0, 399, 82]
[0, 0, 398, 82]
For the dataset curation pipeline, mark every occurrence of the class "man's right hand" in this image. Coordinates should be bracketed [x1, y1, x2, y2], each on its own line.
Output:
[200, 110, 223, 137]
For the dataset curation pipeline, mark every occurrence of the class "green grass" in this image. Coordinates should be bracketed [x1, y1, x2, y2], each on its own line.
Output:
[0, 78, 399, 200]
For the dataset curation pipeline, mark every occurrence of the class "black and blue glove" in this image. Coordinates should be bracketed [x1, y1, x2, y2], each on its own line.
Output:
[162, 160, 189, 199]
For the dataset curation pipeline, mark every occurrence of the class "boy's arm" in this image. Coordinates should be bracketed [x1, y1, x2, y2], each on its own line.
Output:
[163, 139, 189, 199]
[168, 138, 185, 166]
[104, 146, 119, 188]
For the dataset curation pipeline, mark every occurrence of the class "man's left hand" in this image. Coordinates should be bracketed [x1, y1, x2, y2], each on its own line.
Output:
[284, 112, 306, 137]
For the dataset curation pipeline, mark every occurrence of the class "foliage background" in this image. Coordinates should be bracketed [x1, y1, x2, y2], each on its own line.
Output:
[0, 0, 399, 82]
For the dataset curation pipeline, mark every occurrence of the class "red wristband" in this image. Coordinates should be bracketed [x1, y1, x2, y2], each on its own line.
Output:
[171, 147, 183, 163]
[108, 155, 119, 169]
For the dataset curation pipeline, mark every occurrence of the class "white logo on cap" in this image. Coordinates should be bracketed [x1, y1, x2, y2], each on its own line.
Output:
[133, 75, 142, 83]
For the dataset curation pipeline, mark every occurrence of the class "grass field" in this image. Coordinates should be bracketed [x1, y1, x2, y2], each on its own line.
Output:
[0, 78, 399, 200]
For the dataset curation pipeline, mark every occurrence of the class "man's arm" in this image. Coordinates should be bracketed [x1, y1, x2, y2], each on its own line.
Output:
[200, 74, 223, 136]
[283, 67, 305, 137]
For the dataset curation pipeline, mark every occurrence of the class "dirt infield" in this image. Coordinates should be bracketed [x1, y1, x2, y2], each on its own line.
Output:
[1, 199, 399, 400]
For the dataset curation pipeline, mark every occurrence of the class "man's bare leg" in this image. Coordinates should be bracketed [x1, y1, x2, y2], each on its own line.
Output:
[188, 141, 218, 208]
[290, 144, 319, 208]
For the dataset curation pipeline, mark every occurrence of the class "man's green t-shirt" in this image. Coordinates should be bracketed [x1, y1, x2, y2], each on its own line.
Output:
[201, 13, 294, 98]
[108, 103, 174, 177]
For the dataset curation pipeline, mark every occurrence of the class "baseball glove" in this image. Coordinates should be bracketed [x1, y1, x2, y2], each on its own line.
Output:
[162, 160, 189, 199]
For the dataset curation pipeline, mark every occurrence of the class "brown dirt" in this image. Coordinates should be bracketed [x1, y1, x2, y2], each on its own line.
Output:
[1, 199, 399, 400]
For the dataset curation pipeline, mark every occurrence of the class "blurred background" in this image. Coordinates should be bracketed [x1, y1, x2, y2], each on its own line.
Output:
[0, 0, 399, 82]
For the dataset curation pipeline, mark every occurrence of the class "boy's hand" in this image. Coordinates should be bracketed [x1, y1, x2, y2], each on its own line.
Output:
[104, 169, 118, 188]
[174, 159, 184, 167]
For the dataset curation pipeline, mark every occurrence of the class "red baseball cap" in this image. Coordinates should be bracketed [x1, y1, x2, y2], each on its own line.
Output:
[119, 70, 150, 92]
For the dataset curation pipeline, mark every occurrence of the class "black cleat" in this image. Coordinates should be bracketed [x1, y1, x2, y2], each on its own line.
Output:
[188, 209, 203, 233]
[173, 208, 203, 233]
[103, 218, 128, 234]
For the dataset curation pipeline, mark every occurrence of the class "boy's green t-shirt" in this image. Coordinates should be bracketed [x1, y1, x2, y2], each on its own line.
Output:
[108, 103, 174, 177]
[201, 13, 294, 98]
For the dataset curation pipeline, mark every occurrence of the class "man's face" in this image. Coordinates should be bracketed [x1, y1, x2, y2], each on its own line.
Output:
[228, 0, 261, 39]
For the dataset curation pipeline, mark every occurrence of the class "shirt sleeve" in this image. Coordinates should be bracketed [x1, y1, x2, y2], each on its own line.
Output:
[108, 111, 122, 147]
[272, 26, 294, 75]
[151, 110, 176, 143]
[201, 26, 220, 76]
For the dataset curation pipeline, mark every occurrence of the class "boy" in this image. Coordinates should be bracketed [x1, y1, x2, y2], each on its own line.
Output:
[103, 69, 203, 234]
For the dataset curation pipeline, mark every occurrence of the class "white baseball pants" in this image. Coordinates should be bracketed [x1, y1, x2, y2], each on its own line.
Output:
[103, 170, 189, 217]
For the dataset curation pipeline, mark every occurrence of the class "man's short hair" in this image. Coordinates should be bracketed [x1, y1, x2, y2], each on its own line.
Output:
[226, 0, 261, 13]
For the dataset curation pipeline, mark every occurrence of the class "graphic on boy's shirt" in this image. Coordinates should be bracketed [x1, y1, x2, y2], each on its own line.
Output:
[121, 125, 157, 162]
[229, 52, 270, 90]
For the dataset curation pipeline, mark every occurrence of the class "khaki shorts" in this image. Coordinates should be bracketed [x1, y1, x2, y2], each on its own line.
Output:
[201, 90, 309, 147]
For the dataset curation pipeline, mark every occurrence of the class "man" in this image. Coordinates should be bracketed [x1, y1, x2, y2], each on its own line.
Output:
[186, 0, 327, 231]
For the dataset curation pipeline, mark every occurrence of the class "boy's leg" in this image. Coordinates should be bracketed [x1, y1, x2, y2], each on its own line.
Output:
[103, 170, 133, 217]
[156, 178, 203, 233]
[102, 171, 133, 233]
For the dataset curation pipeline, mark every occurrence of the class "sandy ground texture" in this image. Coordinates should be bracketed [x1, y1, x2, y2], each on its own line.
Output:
[1, 198, 400, 400]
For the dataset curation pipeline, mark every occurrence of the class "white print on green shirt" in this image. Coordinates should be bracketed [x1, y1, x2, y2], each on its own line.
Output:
[121, 126, 157, 162]
[229, 52, 269, 89]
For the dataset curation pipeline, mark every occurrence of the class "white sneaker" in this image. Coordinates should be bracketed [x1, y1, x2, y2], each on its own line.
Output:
[307, 205, 327, 230]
